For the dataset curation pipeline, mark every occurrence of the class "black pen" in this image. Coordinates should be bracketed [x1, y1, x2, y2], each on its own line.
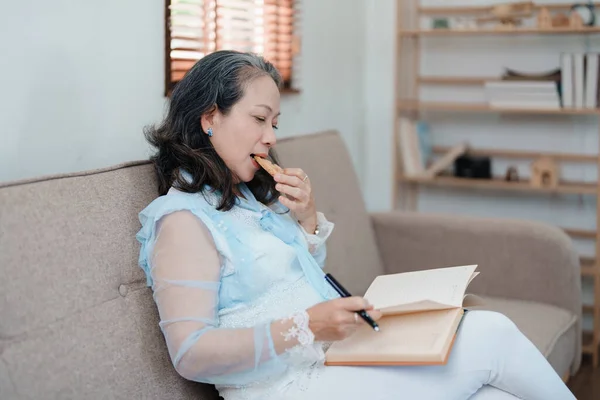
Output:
[324, 273, 380, 332]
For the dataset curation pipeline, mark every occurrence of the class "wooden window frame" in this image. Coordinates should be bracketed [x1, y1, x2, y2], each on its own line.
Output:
[164, 0, 300, 97]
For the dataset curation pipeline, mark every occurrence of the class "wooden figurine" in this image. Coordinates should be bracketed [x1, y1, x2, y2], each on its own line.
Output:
[570, 11, 584, 29]
[495, 21, 517, 30]
[530, 157, 559, 188]
[552, 13, 570, 28]
[476, 1, 533, 29]
[505, 166, 519, 182]
[537, 7, 552, 29]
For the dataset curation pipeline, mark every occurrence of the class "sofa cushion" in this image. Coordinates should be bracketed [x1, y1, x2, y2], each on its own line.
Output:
[473, 296, 577, 378]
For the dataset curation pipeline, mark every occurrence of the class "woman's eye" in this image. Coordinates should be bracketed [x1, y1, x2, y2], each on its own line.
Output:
[254, 116, 277, 129]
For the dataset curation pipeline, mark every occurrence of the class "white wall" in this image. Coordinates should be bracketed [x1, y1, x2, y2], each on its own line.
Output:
[363, 0, 397, 212]
[279, 0, 366, 183]
[0, 0, 366, 185]
[0, 0, 165, 183]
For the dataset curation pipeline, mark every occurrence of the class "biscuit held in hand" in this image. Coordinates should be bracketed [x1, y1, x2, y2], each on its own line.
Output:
[253, 155, 283, 176]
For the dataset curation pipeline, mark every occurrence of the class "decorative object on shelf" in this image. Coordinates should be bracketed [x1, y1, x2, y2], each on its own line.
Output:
[453, 154, 492, 179]
[422, 142, 467, 179]
[452, 17, 477, 30]
[569, 10, 584, 29]
[537, 7, 552, 29]
[476, 1, 534, 29]
[501, 67, 561, 83]
[432, 18, 449, 29]
[530, 157, 559, 188]
[537, 3, 592, 30]
[571, 3, 596, 27]
[552, 12, 571, 28]
[505, 166, 519, 182]
[494, 20, 518, 30]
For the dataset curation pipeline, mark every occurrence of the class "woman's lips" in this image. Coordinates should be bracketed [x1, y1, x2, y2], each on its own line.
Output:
[250, 153, 268, 170]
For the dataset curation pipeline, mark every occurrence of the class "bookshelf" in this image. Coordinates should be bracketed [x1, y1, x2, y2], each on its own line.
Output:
[394, 1, 600, 367]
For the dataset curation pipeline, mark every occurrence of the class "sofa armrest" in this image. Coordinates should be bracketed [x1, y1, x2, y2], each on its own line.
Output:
[370, 211, 582, 317]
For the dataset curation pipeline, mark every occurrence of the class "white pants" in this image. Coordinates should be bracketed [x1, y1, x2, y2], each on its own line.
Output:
[300, 310, 576, 400]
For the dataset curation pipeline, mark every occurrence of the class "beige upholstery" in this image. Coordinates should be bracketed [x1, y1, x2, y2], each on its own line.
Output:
[370, 210, 582, 377]
[0, 130, 581, 399]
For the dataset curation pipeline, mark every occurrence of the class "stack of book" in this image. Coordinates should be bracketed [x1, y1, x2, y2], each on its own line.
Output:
[484, 52, 599, 110]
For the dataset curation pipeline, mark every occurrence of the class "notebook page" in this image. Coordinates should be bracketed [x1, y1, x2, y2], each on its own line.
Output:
[364, 265, 478, 312]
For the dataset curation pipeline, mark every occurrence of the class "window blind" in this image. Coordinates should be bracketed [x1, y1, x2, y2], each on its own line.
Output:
[165, 0, 300, 95]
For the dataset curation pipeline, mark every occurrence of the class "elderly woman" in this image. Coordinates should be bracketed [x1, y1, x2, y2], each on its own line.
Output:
[136, 50, 575, 400]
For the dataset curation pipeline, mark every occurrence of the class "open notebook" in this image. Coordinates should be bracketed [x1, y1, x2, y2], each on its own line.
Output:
[324, 265, 483, 366]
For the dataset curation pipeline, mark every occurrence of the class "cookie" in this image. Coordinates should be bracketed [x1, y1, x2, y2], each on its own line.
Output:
[253, 155, 283, 176]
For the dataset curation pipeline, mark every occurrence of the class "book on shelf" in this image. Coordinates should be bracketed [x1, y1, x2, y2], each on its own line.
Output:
[397, 117, 431, 177]
[484, 80, 561, 109]
[482, 52, 600, 110]
[560, 52, 597, 109]
[324, 265, 484, 366]
[558, 52, 598, 109]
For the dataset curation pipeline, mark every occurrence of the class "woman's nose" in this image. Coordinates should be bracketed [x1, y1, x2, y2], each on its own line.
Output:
[263, 128, 277, 146]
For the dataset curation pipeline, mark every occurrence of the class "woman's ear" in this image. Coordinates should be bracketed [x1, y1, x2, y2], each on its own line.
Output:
[200, 105, 218, 133]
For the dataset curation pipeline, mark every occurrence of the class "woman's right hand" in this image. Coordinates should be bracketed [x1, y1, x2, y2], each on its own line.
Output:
[306, 297, 382, 342]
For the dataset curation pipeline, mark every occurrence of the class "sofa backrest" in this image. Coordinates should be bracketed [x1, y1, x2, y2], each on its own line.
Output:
[0, 130, 384, 400]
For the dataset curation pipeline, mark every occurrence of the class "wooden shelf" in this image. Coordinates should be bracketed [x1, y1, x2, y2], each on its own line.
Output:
[583, 304, 596, 313]
[400, 27, 600, 37]
[581, 257, 599, 277]
[582, 265, 599, 277]
[418, 2, 600, 15]
[419, 76, 500, 85]
[398, 175, 597, 195]
[397, 100, 600, 115]
[564, 228, 597, 239]
[432, 146, 598, 163]
[582, 331, 597, 355]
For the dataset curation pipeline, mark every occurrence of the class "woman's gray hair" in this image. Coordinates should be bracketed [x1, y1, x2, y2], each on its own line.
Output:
[143, 50, 284, 211]
[178, 50, 283, 117]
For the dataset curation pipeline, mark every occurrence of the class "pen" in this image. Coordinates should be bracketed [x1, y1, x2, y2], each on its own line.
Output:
[324, 273, 380, 332]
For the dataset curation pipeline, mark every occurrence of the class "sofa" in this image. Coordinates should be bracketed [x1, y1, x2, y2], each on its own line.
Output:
[0, 130, 581, 399]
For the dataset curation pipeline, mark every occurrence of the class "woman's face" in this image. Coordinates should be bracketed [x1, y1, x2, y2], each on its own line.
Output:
[203, 75, 280, 183]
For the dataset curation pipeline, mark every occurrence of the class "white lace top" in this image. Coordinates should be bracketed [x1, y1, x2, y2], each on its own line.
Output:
[136, 183, 336, 400]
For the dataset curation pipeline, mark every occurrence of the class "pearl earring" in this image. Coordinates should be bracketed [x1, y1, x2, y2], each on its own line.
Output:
[207, 127, 213, 137]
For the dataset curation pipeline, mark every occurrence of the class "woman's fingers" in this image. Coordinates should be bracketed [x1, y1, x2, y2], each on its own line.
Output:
[364, 309, 382, 321]
[278, 195, 294, 209]
[276, 183, 307, 201]
[273, 167, 316, 232]
[274, 175, 303, 190]
[337, 296, 371, 311]
[282, 168, 308, 182]
[336, 297, 382, 323]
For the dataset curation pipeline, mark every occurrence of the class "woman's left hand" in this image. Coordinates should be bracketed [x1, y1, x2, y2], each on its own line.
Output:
[274, 169, 318, 233]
